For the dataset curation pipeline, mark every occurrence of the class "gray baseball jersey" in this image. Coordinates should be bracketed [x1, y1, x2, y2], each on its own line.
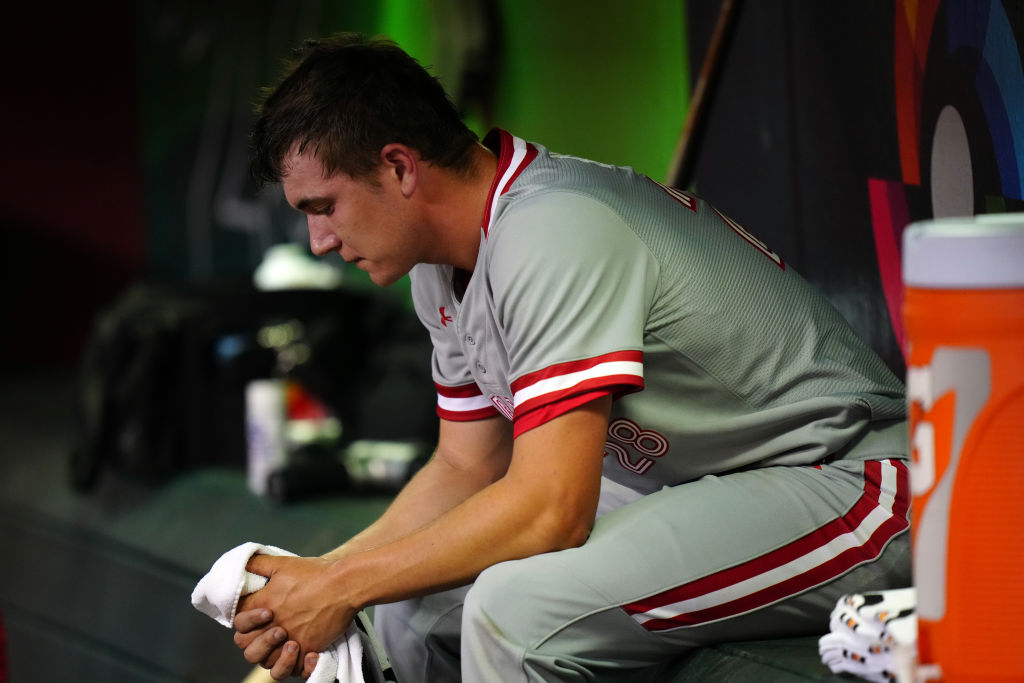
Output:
[410, 129, 906, 495]
[385, 131, 911, 678]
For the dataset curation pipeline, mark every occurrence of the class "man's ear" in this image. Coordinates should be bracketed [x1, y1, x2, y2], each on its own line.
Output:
[380, 143, 418, 198]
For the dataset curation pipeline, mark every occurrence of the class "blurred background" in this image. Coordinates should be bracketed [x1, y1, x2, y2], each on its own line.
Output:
[0, 0, 1020, 681]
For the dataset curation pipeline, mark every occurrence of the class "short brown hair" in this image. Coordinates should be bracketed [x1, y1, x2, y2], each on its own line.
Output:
[250, 33, 479, 187]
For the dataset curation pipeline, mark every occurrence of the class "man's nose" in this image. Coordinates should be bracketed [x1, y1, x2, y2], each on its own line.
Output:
[308, 218, 341, 256]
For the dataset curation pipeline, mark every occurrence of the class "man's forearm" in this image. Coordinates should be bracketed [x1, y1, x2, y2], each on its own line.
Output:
[326, 470, 593, 610]
[322, 449, 500, 561]
[320, 400, 609, 612]
[323, 416, 514, 562]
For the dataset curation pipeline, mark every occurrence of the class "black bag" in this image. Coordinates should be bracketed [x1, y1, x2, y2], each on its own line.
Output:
[69, 282, 434, 491]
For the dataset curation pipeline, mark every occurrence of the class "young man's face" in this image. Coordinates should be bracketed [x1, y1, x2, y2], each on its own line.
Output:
[281, 147, 422, 287]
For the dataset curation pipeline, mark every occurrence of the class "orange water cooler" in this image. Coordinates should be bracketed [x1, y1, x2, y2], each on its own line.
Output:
[903, 214, 1024, 682]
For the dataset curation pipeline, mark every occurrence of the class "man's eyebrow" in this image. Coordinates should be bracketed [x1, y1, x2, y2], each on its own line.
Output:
[294, 197, 325, 211]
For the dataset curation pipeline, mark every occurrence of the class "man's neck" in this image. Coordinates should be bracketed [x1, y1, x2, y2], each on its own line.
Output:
[419, 144, 498, 272]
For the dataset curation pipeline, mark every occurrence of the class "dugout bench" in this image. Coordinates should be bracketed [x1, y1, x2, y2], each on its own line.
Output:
[0, 377, 850, 682]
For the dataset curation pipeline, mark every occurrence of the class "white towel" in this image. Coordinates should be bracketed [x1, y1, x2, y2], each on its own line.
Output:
[191, 542, 364, 683]
[818, 587, 917, 683]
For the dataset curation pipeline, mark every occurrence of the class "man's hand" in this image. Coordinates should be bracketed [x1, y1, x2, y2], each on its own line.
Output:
[233, 608, 318, 679]
[232, 554, 357, 679]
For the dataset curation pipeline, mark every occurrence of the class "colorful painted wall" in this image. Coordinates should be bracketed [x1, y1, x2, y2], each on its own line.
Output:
[687, 0, 1023, 375]
[871, 0, 1023, 358]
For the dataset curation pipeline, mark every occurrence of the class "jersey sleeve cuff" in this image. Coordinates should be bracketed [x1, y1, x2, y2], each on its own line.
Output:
[435, 382, 500, 421]
[510, 351, 644, 437]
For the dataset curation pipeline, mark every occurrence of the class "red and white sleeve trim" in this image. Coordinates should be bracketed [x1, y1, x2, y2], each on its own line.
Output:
[621, 459, 910, 631]
[510, 350, 644, 437]
[435, 382, 498, 422]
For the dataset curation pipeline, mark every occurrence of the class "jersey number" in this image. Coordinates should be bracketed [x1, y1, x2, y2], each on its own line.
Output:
[712, 207, 785, 269]
[649, 177, 783, 269]
[604, 418, 669, 475]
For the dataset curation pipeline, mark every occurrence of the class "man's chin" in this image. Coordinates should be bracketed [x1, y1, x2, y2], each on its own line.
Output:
[367, 269, 401, 287]
[357, 260, 410, 287]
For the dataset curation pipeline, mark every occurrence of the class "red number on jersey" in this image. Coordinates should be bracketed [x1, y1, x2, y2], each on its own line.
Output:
[650, 177, 783, 269]
[648, 178, 698, 212]
[712, 206, 785, 269]
[604, 418, 670, 476]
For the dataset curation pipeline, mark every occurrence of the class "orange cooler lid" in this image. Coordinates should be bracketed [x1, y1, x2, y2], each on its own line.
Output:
[903, 213, 1024, 289]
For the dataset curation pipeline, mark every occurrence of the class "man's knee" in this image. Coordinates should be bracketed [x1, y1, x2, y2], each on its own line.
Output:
[464, 560, 515, 627]
[463, 557, 554, 648]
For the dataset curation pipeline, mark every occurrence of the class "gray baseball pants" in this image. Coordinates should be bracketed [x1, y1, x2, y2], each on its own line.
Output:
[374, 458, 912, 682]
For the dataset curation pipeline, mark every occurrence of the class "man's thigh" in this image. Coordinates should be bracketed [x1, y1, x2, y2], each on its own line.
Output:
[465, 459, 911, 666]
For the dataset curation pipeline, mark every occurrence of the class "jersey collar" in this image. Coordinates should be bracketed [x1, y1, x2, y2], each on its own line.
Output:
[480, 129, 538, 237]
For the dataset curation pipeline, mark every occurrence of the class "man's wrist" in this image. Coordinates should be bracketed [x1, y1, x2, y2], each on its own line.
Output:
[320, 546, 347, 563]
[323, 552, 376, 612]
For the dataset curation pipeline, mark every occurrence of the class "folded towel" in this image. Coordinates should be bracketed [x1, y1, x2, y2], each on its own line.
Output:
[818, 587, 917, 683]
[192, 542, 364, 683]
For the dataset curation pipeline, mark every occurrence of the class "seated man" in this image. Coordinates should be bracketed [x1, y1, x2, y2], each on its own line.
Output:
[231, 33, 910, 682]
